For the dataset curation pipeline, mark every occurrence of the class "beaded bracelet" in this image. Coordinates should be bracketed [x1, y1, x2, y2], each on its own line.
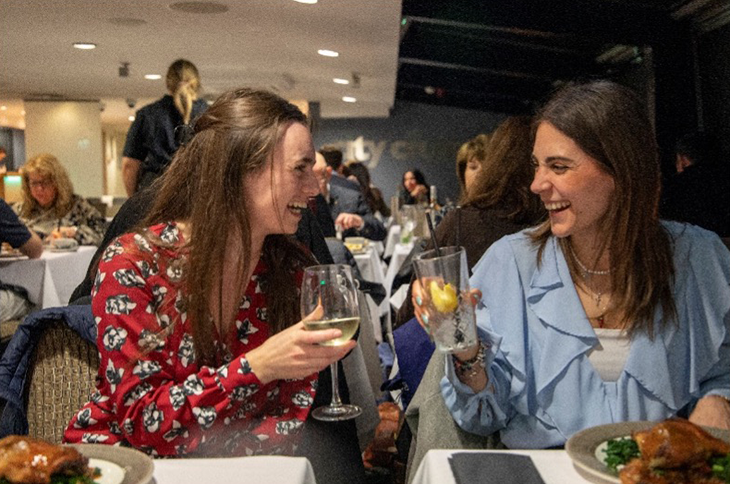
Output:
[452, 343, 487, 379]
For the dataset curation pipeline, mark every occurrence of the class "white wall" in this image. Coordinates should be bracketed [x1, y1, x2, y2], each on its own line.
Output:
[24, 101, 103, 197]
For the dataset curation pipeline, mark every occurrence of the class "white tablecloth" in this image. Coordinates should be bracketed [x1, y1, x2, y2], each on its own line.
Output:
[384, 225, 401, 259]
[411, 449, 589, 484]
[353, 245, 387, 343]
[151, 456, 317, 484]
[0, 246, 95, 308]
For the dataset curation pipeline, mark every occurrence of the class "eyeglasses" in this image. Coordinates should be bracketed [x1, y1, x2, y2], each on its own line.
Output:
[28, 179, 53, 189]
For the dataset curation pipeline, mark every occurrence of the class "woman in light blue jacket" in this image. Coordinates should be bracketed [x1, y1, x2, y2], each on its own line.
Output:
[415, 81, 730, 448]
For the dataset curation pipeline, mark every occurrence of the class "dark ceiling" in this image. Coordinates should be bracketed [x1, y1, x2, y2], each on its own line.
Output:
[397, 0, 730, 114]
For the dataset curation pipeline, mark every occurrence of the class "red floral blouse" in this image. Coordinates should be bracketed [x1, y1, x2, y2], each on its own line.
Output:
[63, 222, 317, 457]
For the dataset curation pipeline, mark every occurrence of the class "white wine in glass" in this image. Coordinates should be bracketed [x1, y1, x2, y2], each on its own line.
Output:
[300, 264, 362, 421]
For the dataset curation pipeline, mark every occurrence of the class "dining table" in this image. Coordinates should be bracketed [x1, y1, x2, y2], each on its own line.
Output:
[0, 245, 95, 308]
[411, 449, 591, 484]
[151, 455, 318, 484]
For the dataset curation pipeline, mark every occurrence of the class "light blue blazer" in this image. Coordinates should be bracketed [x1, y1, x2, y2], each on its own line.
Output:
[442, 221, 730, 448]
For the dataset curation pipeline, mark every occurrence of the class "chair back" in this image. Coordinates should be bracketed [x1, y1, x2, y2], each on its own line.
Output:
[24, 321, 99, 443]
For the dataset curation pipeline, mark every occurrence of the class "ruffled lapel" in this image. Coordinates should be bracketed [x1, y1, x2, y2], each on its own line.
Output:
[528, 239, 597, 395]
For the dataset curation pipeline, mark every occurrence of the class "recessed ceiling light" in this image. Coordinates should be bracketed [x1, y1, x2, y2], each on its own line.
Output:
[129, 115, 136, 121]
[342, 96, 357, 103]
[0, 106, 6, 111]
[318, 49, 339, 58]
[293, 0, 317, 3]
[333, 78, 349, 85]
[145, 74, 162, 80]
[73, 42, 97, 50]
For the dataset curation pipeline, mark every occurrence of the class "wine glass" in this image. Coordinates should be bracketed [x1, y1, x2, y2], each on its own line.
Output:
[300, 264, 362, 421]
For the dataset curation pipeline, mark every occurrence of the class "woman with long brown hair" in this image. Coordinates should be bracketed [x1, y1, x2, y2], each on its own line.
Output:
[122, 59, 208, 195]
[414, 81, 730, 448]
[64, 88, 355, 456]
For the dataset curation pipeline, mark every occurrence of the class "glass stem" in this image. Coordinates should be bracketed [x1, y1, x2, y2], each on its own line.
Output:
[330, 362, 343, 407]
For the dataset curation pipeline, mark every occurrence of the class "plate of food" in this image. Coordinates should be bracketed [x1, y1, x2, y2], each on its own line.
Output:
[0, 435, 154, 484]
[69, 443, 155, 484]
[48, 237, 79, 252]
[565, 419, 730, 484]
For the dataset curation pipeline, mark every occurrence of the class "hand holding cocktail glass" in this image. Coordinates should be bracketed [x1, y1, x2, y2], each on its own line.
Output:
[412, 246, 480, 357]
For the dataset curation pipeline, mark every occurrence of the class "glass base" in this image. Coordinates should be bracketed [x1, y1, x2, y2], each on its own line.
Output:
[311, 403, 362, 421]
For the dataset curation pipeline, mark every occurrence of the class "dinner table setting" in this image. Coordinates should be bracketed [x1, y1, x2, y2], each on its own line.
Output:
[0, 242, 95, 308]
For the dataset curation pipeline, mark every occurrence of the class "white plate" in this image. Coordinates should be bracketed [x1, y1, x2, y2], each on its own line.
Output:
[565, 421, 730, 484]
[68, 444, 155, 484]
[48, 245, 79, 252]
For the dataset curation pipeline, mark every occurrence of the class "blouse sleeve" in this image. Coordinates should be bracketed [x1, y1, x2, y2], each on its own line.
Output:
[91, 241, 279, 455]
[440, 239, 520, 437]
[70, 196, 107, 246]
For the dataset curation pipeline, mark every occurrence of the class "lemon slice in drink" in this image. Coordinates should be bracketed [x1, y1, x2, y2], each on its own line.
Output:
[429, 281, 458, 313]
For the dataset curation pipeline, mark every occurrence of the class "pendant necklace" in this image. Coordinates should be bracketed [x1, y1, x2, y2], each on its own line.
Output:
[569, 244, 612, 326]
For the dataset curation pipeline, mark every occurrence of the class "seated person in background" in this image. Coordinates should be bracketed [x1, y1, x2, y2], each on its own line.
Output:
[661, 131, 730, 237]
[64, 89, 356, 457]
[314, 151, 386, 241]
[399, 168, 429, 205]
[456, 133, 492, 201]
[396, 116, 544, 327]
[14, 153, 106, 245]
[345, 161, 391, 218]
[413, 81, 730, 448]
[0, 199, 43, 322]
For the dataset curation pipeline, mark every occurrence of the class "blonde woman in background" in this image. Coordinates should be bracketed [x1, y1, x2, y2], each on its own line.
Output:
[456, 133, 492, 201]
[15, 153, 106, 245]
[122, 59, 208, 195]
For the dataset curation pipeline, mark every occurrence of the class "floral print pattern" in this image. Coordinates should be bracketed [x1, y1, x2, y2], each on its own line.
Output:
[64, 222, 317, 457]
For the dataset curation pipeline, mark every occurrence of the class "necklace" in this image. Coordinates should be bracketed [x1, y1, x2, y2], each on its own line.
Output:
[568, 244, 612, 318]
[569, 244, 612, 276]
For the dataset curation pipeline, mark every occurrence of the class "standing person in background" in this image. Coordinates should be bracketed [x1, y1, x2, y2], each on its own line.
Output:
[122, 59, 207, 195]
[456, 133, 492, 201]
[14, 153, 106, 245]
[400, 168, 429, 205]
[345, 161, 391, 218]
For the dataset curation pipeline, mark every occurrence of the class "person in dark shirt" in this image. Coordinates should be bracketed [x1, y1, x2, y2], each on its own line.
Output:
[122, 59, 208, 195]
[0, 199, 43, 321]
[661, 131, 730, 237]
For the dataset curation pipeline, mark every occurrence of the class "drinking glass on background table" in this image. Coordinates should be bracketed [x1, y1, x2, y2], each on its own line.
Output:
[300, 264, 362, 421]
[412, 246, 478, 352]
[400, 205, 417, 244]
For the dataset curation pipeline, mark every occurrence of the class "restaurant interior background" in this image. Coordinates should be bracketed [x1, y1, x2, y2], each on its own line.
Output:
[1, 0, 729, 207]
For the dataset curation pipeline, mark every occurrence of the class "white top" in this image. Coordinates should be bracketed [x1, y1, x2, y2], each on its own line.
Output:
[588, 328, 631, 382]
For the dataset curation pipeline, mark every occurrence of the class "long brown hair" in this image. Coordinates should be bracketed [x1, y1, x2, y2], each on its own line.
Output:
[20, 153, 75, 218]
[166, 59, 201, 125]
[531, 81, 675, 337]
[462, 116, 544, 224]
[143, 88, 314, 364]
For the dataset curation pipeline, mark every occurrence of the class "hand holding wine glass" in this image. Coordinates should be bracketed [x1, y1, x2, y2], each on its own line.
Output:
[300, 264, 362, 421]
